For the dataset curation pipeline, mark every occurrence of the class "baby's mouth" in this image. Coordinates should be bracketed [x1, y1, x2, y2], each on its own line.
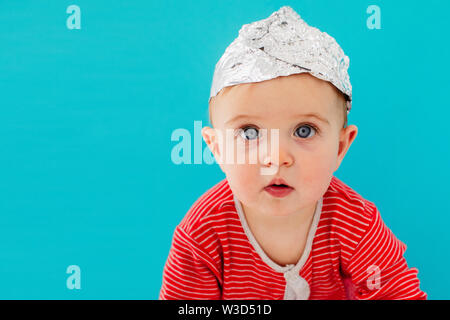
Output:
[265, 184, 293, 190]
[268, 184, 290, 188]
[265, 177, 293, 189]
[264, 183, 294, 198]
[263, 177, 294, 197]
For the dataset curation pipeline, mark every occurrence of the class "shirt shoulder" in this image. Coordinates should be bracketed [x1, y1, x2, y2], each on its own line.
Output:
[174, 179, 243, 279]
[321, 176, 379, 253]
[177, 178, 239, 247]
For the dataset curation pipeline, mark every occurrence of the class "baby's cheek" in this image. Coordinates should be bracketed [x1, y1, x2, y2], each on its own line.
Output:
[307, 154, 334, 174]
[234, 163, 258, 186]
[224, 163, 260, 201]
[300, 149, 336, 188]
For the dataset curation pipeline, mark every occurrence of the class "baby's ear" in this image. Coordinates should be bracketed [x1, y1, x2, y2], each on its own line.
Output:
[334, 124, 358, 172]
[201, 127, 221, 158]
[202, 127, 226, 173]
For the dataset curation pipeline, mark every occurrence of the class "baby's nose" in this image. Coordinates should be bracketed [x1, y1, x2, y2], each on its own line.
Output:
[263, 154, 293, 167]
[262, 138, 294, 168]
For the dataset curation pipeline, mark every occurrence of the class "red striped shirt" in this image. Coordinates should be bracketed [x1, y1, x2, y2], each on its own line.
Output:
[159, 176, 427, 300]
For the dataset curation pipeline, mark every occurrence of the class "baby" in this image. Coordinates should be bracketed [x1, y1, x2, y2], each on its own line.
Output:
[159, 6, 426, 300]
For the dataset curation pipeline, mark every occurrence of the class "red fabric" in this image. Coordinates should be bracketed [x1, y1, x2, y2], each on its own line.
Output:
[159, 176, 427, 300]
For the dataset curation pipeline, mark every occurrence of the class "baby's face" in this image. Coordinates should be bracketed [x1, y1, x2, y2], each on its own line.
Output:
[202, 73, 358, 217]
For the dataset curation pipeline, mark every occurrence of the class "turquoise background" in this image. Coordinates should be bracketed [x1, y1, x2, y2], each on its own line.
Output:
[1, 0, 448, 299]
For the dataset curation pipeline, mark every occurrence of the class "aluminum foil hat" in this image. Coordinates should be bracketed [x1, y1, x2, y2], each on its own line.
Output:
[209, 5, 352, 113]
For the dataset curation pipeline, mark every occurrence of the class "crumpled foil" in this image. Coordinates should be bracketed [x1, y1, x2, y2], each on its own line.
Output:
[209, 5, 352, 113]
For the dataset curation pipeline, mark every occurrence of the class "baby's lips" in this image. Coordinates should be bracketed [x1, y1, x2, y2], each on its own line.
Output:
[266, 177, 292, 188]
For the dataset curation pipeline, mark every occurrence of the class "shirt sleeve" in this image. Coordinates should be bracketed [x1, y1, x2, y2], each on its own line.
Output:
[343, 204, 427, 300]
[159, 225, 222, 300]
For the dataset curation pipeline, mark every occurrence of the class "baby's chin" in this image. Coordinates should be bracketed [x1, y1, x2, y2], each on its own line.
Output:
[262, 200, 302, 217]
[252, 192, 298, 215]
[262, 190, 321, 215]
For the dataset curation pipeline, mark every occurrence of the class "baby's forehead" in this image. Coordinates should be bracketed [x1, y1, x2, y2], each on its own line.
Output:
[222, 75, 341, 108]
[211, 88, 349, 129]
[210, 78, 346, 128]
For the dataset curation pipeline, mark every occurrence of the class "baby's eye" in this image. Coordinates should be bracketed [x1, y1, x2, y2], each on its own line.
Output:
[294, 125, 316, 139]
[237, 126, 259, 141]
